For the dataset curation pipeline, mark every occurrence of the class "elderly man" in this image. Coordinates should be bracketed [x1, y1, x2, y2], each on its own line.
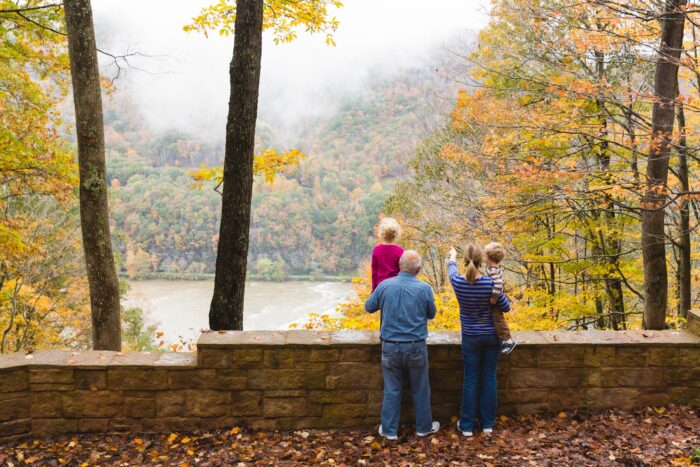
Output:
[365, 250, 439, 440]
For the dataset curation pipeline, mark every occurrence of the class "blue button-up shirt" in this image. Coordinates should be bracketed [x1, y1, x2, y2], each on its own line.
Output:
[365, 272, 437, 341]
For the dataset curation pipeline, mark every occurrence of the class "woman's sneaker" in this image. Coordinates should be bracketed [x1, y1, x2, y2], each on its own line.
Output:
[417, 421, 440, 437]
[501, 338, 517, 354]
[456, 420, 473, 437]
[482, 428, 493, 435]
[378, 425, 398, 441]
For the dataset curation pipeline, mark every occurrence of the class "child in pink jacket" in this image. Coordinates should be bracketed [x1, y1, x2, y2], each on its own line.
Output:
[371, 217, 404, 291]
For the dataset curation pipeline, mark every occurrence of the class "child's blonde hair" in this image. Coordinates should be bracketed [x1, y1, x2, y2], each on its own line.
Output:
[463, 243, 484, 284]
[484, 242, 505, 263]
[378, 217, 401, 243]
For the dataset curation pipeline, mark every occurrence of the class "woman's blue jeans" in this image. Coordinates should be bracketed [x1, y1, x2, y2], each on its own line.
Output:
[459, 334, 500, 432]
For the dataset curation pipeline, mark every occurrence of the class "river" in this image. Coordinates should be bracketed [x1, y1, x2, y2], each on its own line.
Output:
[124, 280, 354, 344]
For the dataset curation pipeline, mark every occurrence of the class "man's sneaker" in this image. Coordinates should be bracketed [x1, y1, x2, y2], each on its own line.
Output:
[482, 427, 493, 435]
[456, 419, 473, 437]
[378, 425, 398, 441]
[501, 338, 517, 354]
[417, 421, 440, 437]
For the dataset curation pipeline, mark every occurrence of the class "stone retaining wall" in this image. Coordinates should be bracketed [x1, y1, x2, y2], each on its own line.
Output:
[1, 310, 699, 441]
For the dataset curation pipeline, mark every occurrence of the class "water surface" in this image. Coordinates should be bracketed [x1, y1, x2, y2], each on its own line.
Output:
[124, 280, 354, 344]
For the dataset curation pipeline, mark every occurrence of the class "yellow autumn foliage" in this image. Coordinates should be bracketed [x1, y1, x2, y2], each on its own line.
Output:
[189, 148, 304, 191]
[299, 266, 563, 333]
[184, 0, 343, 46]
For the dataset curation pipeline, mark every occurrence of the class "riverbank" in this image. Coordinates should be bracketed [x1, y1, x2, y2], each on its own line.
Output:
[120, 273, 355, 283]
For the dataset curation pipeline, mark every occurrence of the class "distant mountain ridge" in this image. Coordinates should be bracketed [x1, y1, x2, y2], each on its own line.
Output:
[105, 40, 471, 278]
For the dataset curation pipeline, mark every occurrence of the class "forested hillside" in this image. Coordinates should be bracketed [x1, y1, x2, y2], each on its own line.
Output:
[106, 50, 464, 278]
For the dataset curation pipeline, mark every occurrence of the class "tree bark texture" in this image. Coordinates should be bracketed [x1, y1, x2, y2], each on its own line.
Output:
[64, 0, 122, 350]
[209, 0, 264, 330]
[676, 102, 691, 319]
[641, 0, 686, 329]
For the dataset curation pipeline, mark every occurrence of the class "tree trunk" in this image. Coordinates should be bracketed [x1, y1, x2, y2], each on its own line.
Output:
[641, 0, 686, 329]
[209, 0, 264, 330]
[605, 278, 626, 330]
[64, 0, 122, 350]
[676, 101, 691, 319]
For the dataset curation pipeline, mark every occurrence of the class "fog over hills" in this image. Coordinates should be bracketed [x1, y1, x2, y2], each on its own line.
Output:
[92, 0, 487, 143]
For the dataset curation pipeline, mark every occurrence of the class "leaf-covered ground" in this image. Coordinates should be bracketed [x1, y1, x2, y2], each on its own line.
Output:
[1, 406, 698, 466]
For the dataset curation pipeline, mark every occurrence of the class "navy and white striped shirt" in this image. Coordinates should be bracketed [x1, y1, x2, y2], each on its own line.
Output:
[448, 261, 510, 336]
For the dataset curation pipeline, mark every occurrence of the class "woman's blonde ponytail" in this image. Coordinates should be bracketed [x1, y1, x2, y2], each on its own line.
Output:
[463, 243, 484, 284]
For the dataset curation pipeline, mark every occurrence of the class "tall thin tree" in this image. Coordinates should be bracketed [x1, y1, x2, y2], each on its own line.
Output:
[641, 0, 687, 329]
[64, 0, 122, 349]
[675, 100, 691, 320]
[209, 0, 264, 330]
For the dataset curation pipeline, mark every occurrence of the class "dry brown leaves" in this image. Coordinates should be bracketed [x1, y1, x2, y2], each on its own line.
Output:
[0, 406, 698, 466]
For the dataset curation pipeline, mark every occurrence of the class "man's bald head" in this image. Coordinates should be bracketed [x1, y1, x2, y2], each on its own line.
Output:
[399, 250, 422, 275]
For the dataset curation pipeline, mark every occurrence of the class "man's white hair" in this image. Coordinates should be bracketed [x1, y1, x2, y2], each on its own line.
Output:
[399, 250, 422, 275]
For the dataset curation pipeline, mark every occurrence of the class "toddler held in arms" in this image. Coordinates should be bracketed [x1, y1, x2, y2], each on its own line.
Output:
[484, 242, 516, 354]
[371, 217, 404, 291]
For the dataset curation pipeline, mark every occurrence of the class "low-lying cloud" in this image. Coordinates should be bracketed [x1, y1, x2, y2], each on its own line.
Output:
[92, 0, 489, 143]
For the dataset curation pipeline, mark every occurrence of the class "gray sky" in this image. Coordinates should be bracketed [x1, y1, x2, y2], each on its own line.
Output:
[92, 0, 490, 141]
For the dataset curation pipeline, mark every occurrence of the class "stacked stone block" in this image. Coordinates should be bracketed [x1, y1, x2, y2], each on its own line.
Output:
[0, 311, 698, 441]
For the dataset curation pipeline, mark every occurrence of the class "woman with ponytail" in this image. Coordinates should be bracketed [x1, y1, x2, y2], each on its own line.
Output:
[447, 244, 510, 437]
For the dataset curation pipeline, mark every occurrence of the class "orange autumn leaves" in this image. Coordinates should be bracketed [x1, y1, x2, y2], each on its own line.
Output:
[378, 0, 680, 330]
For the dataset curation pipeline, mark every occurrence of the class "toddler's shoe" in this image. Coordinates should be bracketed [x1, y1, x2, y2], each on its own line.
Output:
[501, 338, 517, 354]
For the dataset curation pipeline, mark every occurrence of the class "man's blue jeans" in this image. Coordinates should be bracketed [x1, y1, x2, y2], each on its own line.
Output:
[458, 334, 500, 432]
[380, 340, 433, 436]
